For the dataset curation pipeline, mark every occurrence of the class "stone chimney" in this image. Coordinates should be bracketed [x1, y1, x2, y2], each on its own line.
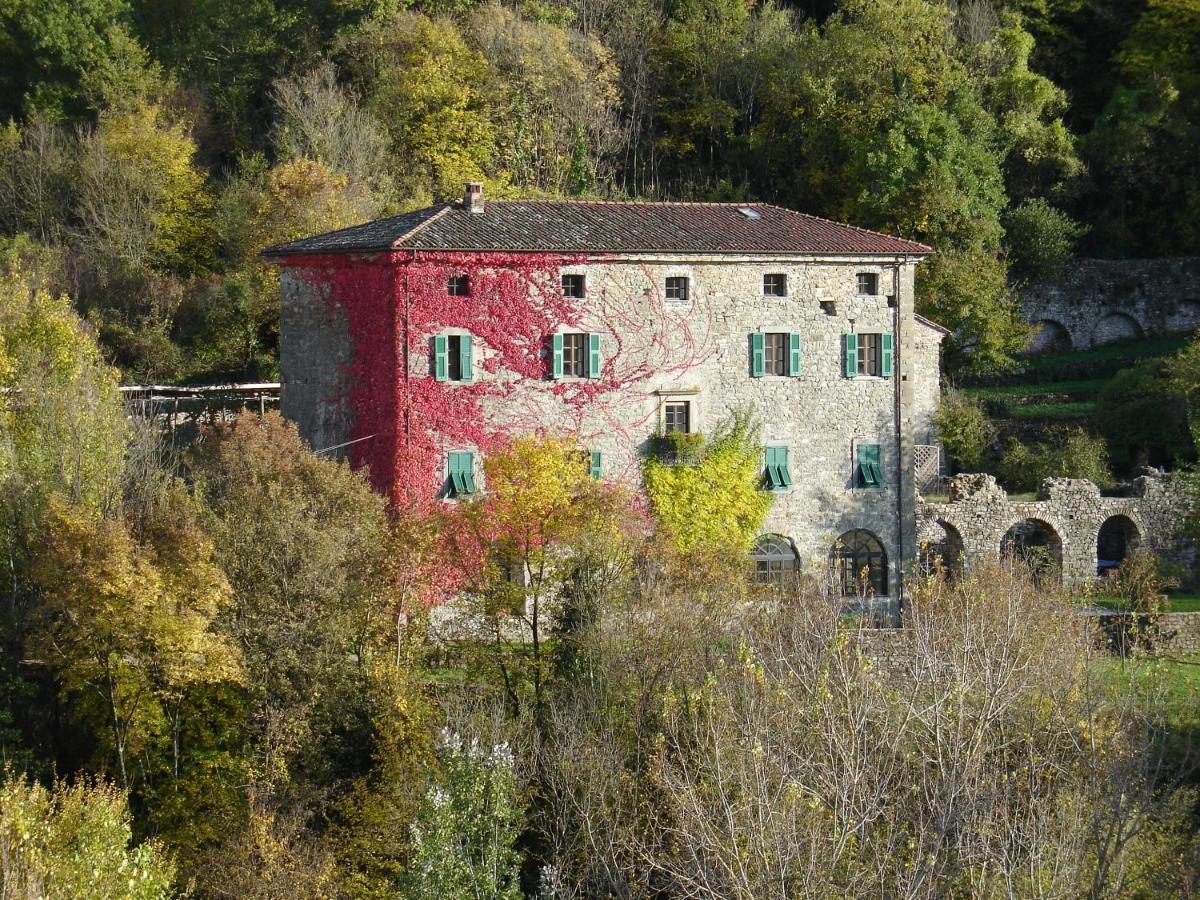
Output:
[464, 181, 484, 214]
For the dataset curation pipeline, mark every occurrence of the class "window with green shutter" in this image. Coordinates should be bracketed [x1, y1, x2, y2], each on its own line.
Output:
[753, 332, 800, 377]
[434, 334, 473, 382]
[880, 333, 893, 377]
[843, 333, 858, 378]
[788, 331, 801, 376]
[447, 451, 478, 497]
[856, 443, 884, 489]
[751, 332, 765, 377]
[764, 446, 792, 491]
[552, 332, 601, 378]
[589, 450, 602, 480]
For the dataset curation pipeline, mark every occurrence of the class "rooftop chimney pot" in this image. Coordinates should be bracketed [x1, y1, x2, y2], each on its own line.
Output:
[464, 181, 484, 214]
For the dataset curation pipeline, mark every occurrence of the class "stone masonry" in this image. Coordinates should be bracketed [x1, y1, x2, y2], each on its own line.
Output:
[1023, 257, 1200, 352]
[919, 472, 1196, 591]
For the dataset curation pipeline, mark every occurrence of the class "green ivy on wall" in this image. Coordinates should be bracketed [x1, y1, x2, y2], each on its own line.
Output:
[642, 412, 773, 552]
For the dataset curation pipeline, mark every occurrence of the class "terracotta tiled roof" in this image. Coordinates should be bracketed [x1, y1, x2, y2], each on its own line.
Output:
[262, 200, 932, 258]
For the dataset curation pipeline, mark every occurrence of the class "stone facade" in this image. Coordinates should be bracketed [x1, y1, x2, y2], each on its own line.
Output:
[279, 250, 944, 608]
[1023, 257, 1200, 352]
[919, 472, 1196, 591]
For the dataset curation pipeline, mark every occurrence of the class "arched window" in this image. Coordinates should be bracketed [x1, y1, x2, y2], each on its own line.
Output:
[752, 534, 799, 585]
[831, 530, 888, 597]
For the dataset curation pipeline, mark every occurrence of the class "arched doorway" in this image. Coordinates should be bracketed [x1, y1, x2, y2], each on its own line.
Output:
[1091, 312, 1144, 346]
[1028, 319, 1073, 354]
[831, 530, 888, 598]
[1001, 519, 1063, 585]
[1097, 515, 1141, 575]
[920, 519, 965, 580]
[752, 534, 799, 586]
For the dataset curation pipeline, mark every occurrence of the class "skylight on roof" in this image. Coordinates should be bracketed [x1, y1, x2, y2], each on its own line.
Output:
[737, 207, 761, 219]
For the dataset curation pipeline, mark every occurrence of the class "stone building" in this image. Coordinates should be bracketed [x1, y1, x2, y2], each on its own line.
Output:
[264, 183, 944, 612]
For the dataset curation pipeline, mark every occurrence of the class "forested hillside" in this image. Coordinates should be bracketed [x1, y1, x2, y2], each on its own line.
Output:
[1, 0, 1197, 382]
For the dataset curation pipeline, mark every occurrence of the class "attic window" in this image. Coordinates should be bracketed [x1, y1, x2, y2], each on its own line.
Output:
[737, 207, 760, 219]
[448, 274, 470, 296]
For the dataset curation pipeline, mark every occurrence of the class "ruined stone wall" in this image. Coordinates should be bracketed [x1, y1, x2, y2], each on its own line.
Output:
[919, 472, 1195, 591]
[1023, 257, 1200, 352]
[278, 250, 943, 598]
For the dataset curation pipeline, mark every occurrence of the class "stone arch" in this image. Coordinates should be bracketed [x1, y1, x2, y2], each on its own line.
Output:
[1001, 518, 1063, 585]
[831, 529, 888, 598]
[1167, 300, 1200, 334]
[752, 533, 799, 585]
[920, 519, 965, 579]
[1028, 319, 1073, 354]
[1097, 514, 1142, 576]
[1091, 311, 1144, 346]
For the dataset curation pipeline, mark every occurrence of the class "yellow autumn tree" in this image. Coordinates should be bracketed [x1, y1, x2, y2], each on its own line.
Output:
[444, 435, 637, 715]
[642, 413, 773, 553]
[30, 492, 244, 791]
[74, 100, 212, 275]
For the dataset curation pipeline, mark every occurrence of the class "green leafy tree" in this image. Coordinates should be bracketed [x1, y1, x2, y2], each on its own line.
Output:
[188, 412, 395, 790]
[1096, 360, 1192, 471]
[344, 12, 499, 202]
[997, 427, 1114, 493]
[1003, 198, 1085, 284]
[935, 388, 989, 472]
[0, 771, 176, 898]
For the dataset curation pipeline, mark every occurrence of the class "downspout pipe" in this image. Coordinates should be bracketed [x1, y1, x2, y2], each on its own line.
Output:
[892, 258, 904, 626]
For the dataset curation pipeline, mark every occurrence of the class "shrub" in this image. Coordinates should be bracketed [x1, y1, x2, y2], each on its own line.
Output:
[935, 388, 988, 471]
[642, 411, 772, 552]
[1003, 198, 1085, 284]
[998, 427, 1114, 492]
[1096, 360, 1192, 471]
[405, 731, 523, 900]
[0, 772, 175, 898]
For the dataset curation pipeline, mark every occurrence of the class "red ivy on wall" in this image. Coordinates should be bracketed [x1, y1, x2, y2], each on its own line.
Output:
[278, 249, 718, 514]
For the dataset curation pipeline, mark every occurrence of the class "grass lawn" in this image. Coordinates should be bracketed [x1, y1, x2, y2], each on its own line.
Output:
[1021, 334, 1190, 374]
[964, 378, 1109, 399]
[1085, 593, 1200, 613]
[1007, 400, 1096, 419]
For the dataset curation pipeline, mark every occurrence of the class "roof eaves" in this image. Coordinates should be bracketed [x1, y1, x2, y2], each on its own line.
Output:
[914, 313, 952, 335]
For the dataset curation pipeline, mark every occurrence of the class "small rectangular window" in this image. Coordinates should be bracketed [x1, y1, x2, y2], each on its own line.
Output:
[448, 274, 470, 296]
[857, 333, 882, 376]
[856, 272, 879, 296]
[562, 273, 585, 298]
[665, 276, 689, 303]
[764, 333, 788, 376]
[664, 401, 690, 434]
[561, 333, 588, 377]
[764, 273, 787, 296]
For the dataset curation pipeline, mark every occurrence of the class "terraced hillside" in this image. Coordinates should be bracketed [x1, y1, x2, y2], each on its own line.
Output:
[958, 334, 1194, 475]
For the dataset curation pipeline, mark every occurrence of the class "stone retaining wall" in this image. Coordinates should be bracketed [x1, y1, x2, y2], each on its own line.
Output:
[919, 471, 1195, 591]
[1022, 257, 1200, 352]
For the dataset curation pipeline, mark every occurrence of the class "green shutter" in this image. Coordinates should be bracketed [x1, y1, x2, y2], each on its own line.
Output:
[751, 332, 765, 378]
[448, 451, 477, 496]
[764, 446, 791, 490]
[843, 333, 858, 378]
[552, 333, 564, 378]
[880, 333, 894, 377]
[789, 332, 801, 377]
[589, 450, 602, 480]
[462, 452, 478, 494]
[857, 443, 882, 488]
[434, 334, 448, 382]
[588, 333, 601, 378]
[776, 446, 792, 487]
[460, 336, 473, 381]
